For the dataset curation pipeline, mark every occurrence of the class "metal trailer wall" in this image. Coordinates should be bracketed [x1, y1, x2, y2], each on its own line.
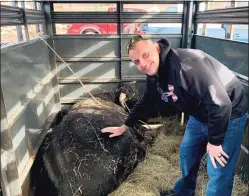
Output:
[54, 35, 182, 104]
[1, 1, 248, 196]
[48, 1, 185, 106]
[1, 2, 61, 195]
[1, 38, 60, 195]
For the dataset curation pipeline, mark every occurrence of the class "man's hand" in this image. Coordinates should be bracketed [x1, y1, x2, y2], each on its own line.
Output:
[206, 142, 229, 168]
[101, 125, 128, 138]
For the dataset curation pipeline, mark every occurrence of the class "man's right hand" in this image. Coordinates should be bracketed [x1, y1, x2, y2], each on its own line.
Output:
[101, 125, 128, 138]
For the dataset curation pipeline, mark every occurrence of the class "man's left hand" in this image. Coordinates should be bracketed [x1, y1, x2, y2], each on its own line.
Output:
[206, 142, 229, 168]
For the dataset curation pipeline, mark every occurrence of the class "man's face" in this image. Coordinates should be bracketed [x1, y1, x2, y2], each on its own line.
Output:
[128, 40, 160, 76]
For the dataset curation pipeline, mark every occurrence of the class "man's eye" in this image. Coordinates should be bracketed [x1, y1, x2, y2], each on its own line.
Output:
[143, 53, 148, 58]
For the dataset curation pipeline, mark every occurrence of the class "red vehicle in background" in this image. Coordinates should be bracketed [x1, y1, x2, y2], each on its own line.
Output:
[67, 7, 147, 35]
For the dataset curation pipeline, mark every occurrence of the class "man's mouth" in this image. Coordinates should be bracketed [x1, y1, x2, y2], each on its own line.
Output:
[144, 64, 151, 72]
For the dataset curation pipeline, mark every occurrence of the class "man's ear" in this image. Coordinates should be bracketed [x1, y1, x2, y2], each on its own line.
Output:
[155, 43, 160, 53]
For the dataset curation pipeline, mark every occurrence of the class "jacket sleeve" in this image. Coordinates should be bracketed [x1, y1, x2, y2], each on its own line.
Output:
[180, 55, 232, 146]
[124, 78, 154, 127]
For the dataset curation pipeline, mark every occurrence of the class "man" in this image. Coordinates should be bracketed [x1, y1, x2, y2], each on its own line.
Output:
[101, 35, 248, 196]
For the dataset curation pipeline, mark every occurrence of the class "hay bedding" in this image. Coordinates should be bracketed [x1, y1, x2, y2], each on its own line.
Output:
[110, 117, 248, 196]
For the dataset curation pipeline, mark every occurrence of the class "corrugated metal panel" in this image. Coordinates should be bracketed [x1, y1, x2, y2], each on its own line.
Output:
[51, 8, 183, 23]
[193, 35, 248, 77]
[58, 61, 120, 81]
[53, 36, 120, 58]
[1, 37, 60, 194]
[25, 9, 46, 24]
[1, 40, 54, 120]
[0, 5, 46, 26]
[0, 5, 24, 25]
[195, 7, 249, 24]
[8, 82, 57, 177]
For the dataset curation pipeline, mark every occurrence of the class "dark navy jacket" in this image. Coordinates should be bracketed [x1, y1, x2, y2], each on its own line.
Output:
[125, 38, 248, 145]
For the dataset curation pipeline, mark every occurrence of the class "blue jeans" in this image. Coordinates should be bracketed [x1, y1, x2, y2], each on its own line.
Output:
[173, 113, 247, 196]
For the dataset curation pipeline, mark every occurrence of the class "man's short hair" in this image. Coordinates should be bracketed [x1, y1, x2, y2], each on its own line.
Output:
[126, 35, 151, 54]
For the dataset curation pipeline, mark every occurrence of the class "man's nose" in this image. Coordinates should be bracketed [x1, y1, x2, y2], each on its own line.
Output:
[139, 59, 147, 69]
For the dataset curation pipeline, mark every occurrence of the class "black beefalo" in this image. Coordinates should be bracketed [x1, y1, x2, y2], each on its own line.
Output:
[31, 98, 149, 196]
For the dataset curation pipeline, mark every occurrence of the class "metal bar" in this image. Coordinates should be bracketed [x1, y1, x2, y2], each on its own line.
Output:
[121, 12, 183, 23]
[50, 3, 56, 35]
[196, 18, 248, 24]
[181, 1, 188, 46]
[51, 1, 184, 4]
[193, 1, 199, 35]
[119, 1, 184, 4]
[118, 2, 122, 83]
[120, 77, 146, 82]
[32, 0, 39, 33]
[202, 2, 208, 36]
[197, 6, 248, 15]
[42, 2, 53, 35]
[226, 1, 236, 39]
[182, 0, 194, 48]
[37, 2, 45, 34]
[51, 12, 183, 23]
[54, 34, 120, 39]
[20, 1, 30, 41]
[0, 35, 50, 54]
[118, 3, 122, 35]
[12, 1, 24, 42]
[51, 12, 118, 23]
[53, 34, 182, 39]
[42, 3, 60, 109]
[58, 78, 121, 84]
[56, 57, 121, 62]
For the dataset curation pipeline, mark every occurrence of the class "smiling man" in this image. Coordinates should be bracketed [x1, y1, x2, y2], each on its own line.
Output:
[101, 35, 248, 196]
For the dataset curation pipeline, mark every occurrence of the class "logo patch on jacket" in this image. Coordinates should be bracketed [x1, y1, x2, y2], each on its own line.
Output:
[168, 84, 178, 102]
[157, 84, 178, 103]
